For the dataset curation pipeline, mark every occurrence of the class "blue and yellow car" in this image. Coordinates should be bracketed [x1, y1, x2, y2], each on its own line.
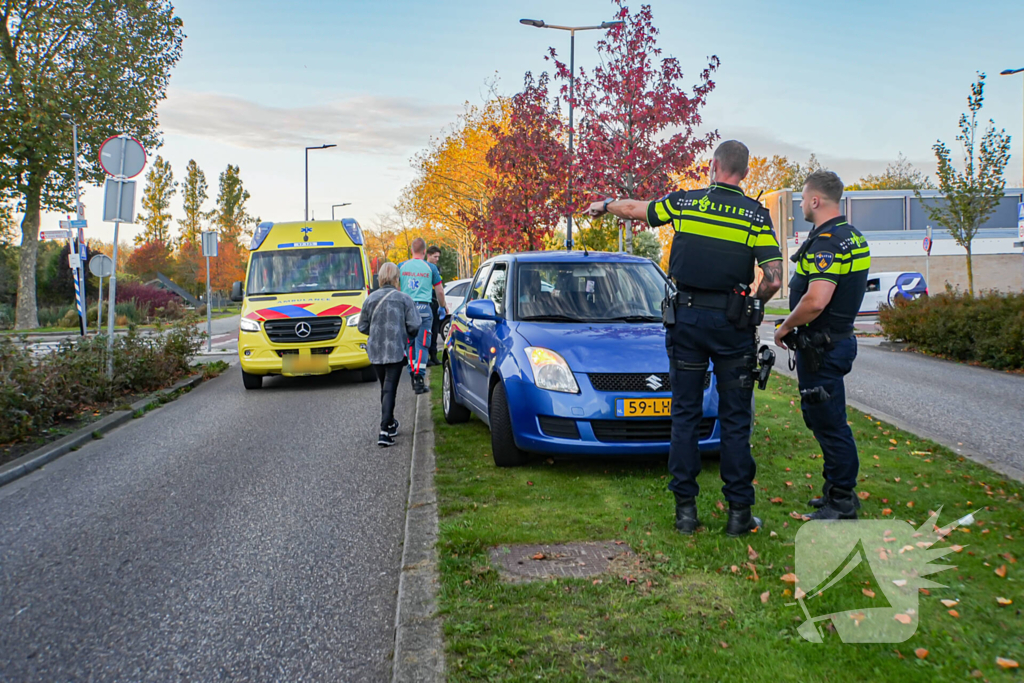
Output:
[230, 219, 374, 389]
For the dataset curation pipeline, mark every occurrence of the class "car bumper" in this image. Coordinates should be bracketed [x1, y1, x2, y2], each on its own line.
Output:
[237, 328, 371, 376]
[503, 374, 720, 456]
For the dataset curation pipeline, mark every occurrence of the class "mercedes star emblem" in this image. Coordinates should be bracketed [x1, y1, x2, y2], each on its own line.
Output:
[295, 322, 312, 338]
[646, 375, 663, 391]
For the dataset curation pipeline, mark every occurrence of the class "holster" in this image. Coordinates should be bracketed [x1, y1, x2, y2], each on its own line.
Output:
[725, 284, 764, 331]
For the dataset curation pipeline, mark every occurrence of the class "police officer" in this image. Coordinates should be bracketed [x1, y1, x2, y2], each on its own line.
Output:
[588, 140, 783, 537]
[426, 245, 444, 366]
[774, 170, 870, 521]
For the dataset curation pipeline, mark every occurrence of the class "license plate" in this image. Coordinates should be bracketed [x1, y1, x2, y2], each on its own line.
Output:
[615, 397, 671, 418]
[282, 354, 329, 375]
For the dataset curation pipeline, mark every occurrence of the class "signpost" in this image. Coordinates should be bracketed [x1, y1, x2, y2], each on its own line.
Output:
[100, 134, 146, 377]
[89, 254, 113, 334]
[40, 230, 71, 241]
[201, 231, 219, 352]
[923, 225, 933, 289]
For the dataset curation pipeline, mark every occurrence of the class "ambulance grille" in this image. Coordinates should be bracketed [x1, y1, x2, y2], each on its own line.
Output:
[264, 317, 342, 343]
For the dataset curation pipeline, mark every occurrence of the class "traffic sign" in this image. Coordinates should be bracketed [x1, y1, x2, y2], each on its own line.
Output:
[68, 253, 81, 269]
[70, 219, 87, 229]
[201, 230, 219, 258]
[102, 178, 136, 223]
[922, 236, 932, 254]
[1018, 202, 1023, 240]
[89, 253, 114, 278]
[40, 230, 71, 240]
[98, 135, 146, 178]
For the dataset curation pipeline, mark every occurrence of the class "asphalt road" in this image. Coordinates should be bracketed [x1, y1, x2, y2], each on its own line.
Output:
[763, 326, 1024, 481]
[0, 366, 416, 681]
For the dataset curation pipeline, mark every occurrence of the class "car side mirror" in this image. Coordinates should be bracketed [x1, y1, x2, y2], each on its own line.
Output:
[465, 299, 499, 321]
[230, 281, 244, 302]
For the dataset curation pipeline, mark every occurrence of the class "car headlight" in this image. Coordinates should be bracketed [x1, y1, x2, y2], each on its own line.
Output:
[239, 317, 261, 333]
[346, 312, 361, 327]
[526, 347, 579, 394]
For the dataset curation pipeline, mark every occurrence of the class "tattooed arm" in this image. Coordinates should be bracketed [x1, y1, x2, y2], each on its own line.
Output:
[755, 260, 783, 303]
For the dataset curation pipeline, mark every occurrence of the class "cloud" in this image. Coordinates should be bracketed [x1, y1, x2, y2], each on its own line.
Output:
[158, 89, 458, 153]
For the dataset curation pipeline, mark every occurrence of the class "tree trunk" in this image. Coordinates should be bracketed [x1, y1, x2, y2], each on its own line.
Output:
[15, 185, 42, 330]
[965, 243, 974, 296]
[624, 171, 636, 254]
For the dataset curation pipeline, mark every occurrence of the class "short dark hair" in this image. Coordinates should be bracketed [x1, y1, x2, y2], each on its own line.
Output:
[410, 237, 426, 254]
[426, 245, 441, 257]
[803, 170, 844, 203]
[713, 140, 749, 177]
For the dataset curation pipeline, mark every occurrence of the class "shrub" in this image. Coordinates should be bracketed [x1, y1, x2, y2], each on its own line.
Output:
[0, 303, 13, 329]
[0, 317, 204, 443]
[114, 282, 177, 317]
[879, 286, 1024, 370]
[37, 304, 74, 328]
[114, 301, 143, 324]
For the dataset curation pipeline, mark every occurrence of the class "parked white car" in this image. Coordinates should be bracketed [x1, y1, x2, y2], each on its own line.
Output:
[860, 271, 928, 315]
[438, 278, 471, 348]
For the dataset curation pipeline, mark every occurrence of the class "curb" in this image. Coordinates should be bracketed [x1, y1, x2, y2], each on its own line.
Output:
[392, 381, 445, 683]
[0, 373, 204, 488]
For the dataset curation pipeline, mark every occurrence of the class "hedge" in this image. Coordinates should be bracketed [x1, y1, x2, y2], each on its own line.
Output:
[878, 287, 1024, 370]
[0, 318, 203, 444]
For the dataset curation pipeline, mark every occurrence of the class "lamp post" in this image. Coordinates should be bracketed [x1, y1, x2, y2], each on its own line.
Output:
[1001, 68, 1024, 188]
[331, 202, 351, 220]
[61, 113, 86, 335]
[305, 144, 336, 221]
[519, 17, 624, 250]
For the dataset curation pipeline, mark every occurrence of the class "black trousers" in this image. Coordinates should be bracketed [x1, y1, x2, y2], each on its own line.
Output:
[796, 336, 859, 490]
[429, 300, 441, 356]
[374, 361, 405, 431]
[666, 306, 757, 506]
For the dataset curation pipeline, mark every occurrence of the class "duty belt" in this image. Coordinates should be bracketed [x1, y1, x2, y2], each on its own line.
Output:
[674, 289, 730, 311]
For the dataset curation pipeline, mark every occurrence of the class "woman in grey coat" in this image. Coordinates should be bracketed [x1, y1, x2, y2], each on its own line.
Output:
[358, 262, 422, 447]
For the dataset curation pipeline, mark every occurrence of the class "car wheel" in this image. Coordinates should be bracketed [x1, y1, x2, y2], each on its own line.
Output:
[489, 381, 527, 467]
[443, 357, 471, 424]
[242, 369, 262, 390]
[441, 320, 451, 345]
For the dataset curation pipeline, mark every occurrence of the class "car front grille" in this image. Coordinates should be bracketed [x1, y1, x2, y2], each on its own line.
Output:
[264, 317, 342, 343]
[588, 372, 711, 393]
[590, 417, 716, 443]
[538, 416, 581, 440]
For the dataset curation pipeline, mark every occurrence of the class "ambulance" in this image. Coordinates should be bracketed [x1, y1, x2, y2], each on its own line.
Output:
[230, 219, 374, 389]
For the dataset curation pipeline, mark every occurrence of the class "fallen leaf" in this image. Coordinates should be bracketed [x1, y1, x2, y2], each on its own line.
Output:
[857, 491, 870, 500]
[730, 565, 740, 573]
[526, 481, 534, 486]
[622, 655, 629, 662]
[940, 599, 959, 607]
[789, 511, 808, 520]
[760, 591, 770, 604]
[785, 481, 793, 487]
[882, 508, 893, 515]
[996, 657, 1019, 669]
[769, 497, 784, 504]
[889, 438, 898, 445]
[996, 597, 1012, 606]
[532, 553, 545, 560]
[919, 588, 930, 596]
[781, 573, 798, 584]
[892, 579, 907, 587]
[719, 641, 729, 649]
[906, 501, 915, 508]
[948, 609, 959, 618]
[782, 588, 792, 597]
[863, 588, 876, 598]
[770, 530, 778, 537]
[747, 545, 759, 561]
[995, 564, 1007, 578]
[795, 587, 807, 599]
[951, 544, 964, 552]
[915, 648, 928, 660]
[716, 500, 725, 511]
[894, 613, 913, 624]
[849, 611, 866, 625]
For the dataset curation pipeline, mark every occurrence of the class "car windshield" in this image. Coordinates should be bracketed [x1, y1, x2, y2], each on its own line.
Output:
[516, 261, 666, 323]
[247, 247, 365, 295]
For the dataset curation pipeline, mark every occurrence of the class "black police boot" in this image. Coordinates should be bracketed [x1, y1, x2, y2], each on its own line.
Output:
[673, 494, 701, 535]
[725, 505, 762, 537]
[806, 486, 859, 521]
[808, 481, 834, 509]
[413, 372, 430, 395]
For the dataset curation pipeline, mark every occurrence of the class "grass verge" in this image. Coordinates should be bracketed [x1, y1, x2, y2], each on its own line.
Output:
[431, 371, 1023, 682]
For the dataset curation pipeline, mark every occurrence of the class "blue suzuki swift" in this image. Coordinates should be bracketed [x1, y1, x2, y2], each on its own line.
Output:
[442, 251, 723, 467]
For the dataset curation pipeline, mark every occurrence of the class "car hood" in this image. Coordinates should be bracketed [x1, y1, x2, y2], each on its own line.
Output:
[514, 322, 669, 374]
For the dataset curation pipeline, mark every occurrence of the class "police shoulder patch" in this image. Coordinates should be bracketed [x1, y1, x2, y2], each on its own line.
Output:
[814, 252, 835, 272]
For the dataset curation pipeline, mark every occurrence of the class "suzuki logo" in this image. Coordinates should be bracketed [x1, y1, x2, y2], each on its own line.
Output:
[295, 322, 312, 338]
[646, 375, 663, 391]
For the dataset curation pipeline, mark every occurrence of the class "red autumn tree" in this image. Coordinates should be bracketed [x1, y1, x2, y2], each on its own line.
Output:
[475, 72, 568, 252]
[124, 239, 173, 282]
[549, 0, 720, 252]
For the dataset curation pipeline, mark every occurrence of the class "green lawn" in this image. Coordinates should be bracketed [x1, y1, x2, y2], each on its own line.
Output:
[430, 372, 1023, 682]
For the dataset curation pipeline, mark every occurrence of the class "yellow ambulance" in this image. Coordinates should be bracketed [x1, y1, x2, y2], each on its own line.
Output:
[230, 219, 374, 389]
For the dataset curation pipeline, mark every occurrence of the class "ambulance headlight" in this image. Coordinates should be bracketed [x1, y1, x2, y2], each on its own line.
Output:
[346, 312, 361, 327]
[240, 317, 261, 333]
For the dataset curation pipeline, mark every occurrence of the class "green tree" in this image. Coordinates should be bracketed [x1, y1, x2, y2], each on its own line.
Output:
[847, 153, 934, 191]
[632, 229, 661, 262]
[783, 154, 825, 190]
[135, 156, 176, 244]
[916, 73, 1011, 295]
[0, 0, 184, 329]
[213, 164, 252, 242]
[0, 202, 17, 246]
[177, 159, 210, 245]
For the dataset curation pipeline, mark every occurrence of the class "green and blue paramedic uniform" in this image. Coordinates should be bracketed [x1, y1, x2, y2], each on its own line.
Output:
[399, 257, 442, 376]
[648, 182, 782, 507]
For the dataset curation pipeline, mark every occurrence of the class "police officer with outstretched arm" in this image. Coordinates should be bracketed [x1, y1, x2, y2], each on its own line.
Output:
[588, 140, 783, 537]
[774, 170, 871, 520]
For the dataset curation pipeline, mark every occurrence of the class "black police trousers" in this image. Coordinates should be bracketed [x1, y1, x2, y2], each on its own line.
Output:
[666, 306, 756, 507]
[796, 336, 859, 490]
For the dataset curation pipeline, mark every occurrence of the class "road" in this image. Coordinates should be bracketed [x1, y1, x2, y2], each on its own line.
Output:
[0, 364, 415, 681]
[762, 324, 1024, 482]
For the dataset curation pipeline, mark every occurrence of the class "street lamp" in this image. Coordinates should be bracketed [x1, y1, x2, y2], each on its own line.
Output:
[520, 17, 624, 250]
[1001, 68, 1024, 188]
[60, 113, 86, 336]
[305, 144, 336, 221]
[331, 202, 351, 220]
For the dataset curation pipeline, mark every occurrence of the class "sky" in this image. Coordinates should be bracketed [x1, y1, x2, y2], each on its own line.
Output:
[41, 0, 1024, 244]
